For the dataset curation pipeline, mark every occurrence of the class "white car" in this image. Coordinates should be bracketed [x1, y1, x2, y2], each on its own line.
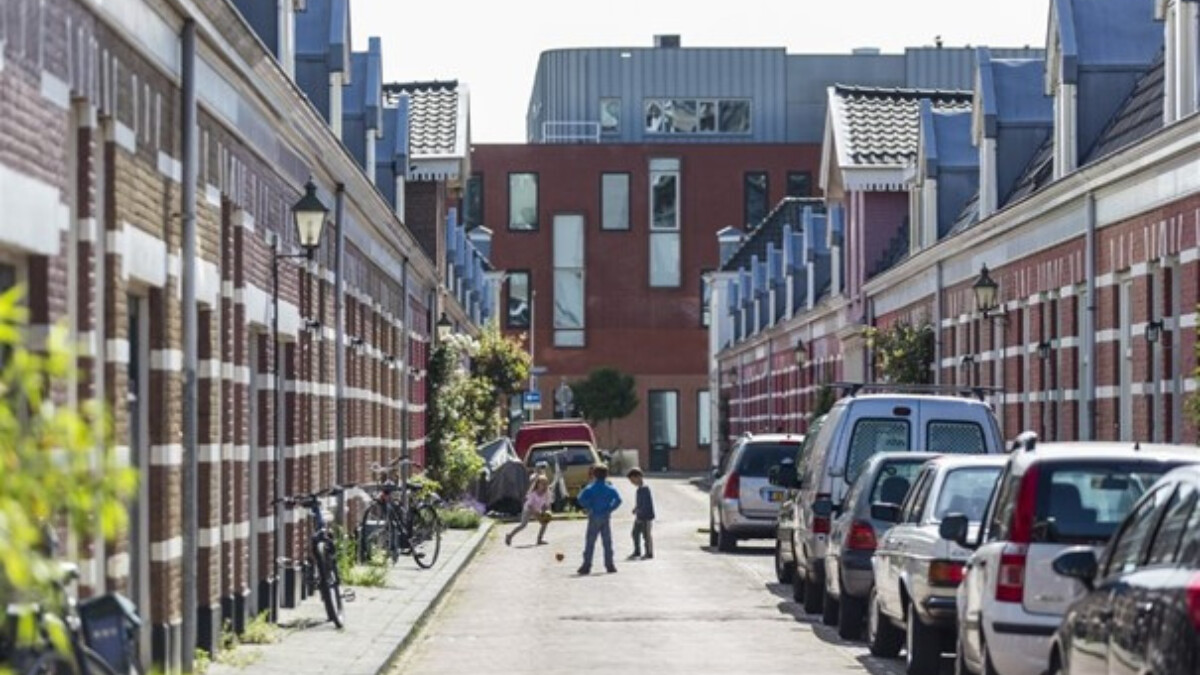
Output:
[710, 433, 804, 552]
[869, 454, 1006, 675]
[944, 438, 1200, 675]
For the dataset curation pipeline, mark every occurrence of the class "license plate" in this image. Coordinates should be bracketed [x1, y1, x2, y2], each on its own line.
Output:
[768, 491, 784, 503]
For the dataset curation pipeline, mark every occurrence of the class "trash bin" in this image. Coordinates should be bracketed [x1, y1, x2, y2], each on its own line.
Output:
[78, 592, 141, 675]
[650, 443, 670, 472]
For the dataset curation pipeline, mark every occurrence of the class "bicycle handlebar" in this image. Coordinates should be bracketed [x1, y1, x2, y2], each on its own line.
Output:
[271, 484, 354, 508]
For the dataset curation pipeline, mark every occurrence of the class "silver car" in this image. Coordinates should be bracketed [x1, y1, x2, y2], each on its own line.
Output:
[710, 433, 805, 552]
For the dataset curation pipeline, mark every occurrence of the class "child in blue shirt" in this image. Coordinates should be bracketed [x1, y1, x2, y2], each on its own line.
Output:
[574, 464, 622, 574]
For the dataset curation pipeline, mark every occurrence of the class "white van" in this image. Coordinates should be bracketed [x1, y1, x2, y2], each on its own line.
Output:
[776, 386, 1005, 614]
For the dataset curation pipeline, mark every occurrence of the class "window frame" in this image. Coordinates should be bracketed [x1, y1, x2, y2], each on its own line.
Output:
[505, 269, 531, 330]
[644, 98, 753, 135]
[786, 171, 813, 198]
[743, 171, 769, 228]
[599, 98, 621, 134]
[648, 389, 680, 450]
[599, 172, 631, 231]
[464, 172, 484, 228]
[649, 158, 681, 288]
[507, 171, 539, 231]
[697, 389, 711, 448]
[552, 214, 586, 348]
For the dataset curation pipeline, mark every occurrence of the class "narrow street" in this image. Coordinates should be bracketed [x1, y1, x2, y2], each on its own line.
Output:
[392, 477, 928, 675]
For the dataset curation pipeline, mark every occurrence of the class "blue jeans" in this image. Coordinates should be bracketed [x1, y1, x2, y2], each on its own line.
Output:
[581, 515, 614, 569]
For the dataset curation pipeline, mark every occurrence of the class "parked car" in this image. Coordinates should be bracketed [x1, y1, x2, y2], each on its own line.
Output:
[822, 451, 941, 640]
[710, 432, 805, 552]
[1049, 463, 1200, 675]
[869, 454, 1007, 674]
[943, 439, 1200, 675]
[524, 441, 601, 503]
[514, 419, 597, 460]
[775, 388, 1004, 615]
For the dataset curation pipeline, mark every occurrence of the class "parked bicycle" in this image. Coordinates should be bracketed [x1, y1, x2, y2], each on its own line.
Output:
[357, 459, 442, 570]
[2, 563, 142, 675]
[273, 485, 353, 628]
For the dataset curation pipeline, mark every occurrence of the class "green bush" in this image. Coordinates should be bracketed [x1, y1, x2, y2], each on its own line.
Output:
[437, 507, 481, 530]
[334, 526, 389, 588]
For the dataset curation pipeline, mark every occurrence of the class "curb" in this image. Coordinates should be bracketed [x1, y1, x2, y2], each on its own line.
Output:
[374, 519, 495, 674]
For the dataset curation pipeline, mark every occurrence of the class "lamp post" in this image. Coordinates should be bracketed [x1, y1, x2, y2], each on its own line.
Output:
[1038, 340, 1053, 439]
[793, 340, 807, 428]
[972, 264, 1000, 317]
[1145, 320, 1163, 440]
[272, 178, 328, 616]
[436, 312, 453, 342]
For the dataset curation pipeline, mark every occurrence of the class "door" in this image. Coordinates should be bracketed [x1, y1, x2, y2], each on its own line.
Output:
[648, 390, 677, 472]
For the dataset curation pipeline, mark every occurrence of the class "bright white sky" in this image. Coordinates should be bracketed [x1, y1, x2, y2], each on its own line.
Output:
[351, 0, 1051, 143]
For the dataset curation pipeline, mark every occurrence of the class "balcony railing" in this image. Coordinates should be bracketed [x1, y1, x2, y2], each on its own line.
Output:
[539, 121, 601, 144]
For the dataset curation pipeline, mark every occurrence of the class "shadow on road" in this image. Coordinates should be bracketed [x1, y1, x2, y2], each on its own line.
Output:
[697, 542, 773, 557]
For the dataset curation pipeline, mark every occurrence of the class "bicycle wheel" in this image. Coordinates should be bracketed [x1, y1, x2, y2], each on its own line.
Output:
[409, 504, 441, 569]
[314, 538, 345, 628]
[17, 649, 74, 675]
[78, 645, 121, 675]
[358, 501, 397, 564]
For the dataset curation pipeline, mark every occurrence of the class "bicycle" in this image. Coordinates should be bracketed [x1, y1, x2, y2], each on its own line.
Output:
[2, 563, 142, 675]
[357, 459, 442, 570]
[273, 485, 352, 628]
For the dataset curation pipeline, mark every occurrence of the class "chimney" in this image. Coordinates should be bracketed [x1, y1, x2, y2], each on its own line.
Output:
[654, 34, 681, 48]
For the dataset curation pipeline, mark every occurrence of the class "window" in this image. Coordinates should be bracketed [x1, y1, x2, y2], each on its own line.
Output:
[644, 98, 752, 134]
[787, 172, 812, 198]
[599, 98, 621, 133]
[744, 172, 768, 227]
[900, 468, 934, 523]
[506, 270, 530, 329]
[1146, 486, 1195, 565]
[649, 158, 680, 287]
[1038, 463, 1175, 545]
[986, 468, 1019, 542]
[845, 418, 911, 483]
[736, 441, 802, 477]
[697, 390, 711, 446]
[508, 173, 538, 230]
[934, 467, 1004, 522]
[700, 271, 713, 327]
[926, 421, 987, 454]
[1104, 485, 1171, 577]
[649, 390, 679, 449]
[553, 215, 585, 347]
[464, 173, 483, 228]
[870, 461, 925, 517]
[600, 173, 629, 231]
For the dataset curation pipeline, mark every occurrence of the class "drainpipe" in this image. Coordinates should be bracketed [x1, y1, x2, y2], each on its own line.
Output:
[933, 261, 943, 385]
[179, 18, 199, 674]
[334, 185, 346, 522]
[1083, 192, 1097, 440]
[400, 258, 410, 467]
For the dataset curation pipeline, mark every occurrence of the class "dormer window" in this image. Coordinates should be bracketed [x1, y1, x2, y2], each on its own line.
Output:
[1160, 0, 1200, 122]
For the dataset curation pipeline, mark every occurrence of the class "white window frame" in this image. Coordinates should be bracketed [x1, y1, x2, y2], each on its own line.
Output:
[552, 214, 585, 347]
[649, 158, 681, 288]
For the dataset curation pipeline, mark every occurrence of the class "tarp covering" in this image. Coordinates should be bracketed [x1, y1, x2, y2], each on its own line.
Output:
[476, 438, 529, 515]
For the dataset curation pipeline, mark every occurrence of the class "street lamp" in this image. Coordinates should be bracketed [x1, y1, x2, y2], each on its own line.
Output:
[436, 312, 453, 341]
[960, 354, 975, 367]
[972, 264, 1000, 317]
[793, 339, 808, 369]
[1037, 340, 1053, 360]
[272, 177, 329, 614]
[1145, 320, 1164, 344]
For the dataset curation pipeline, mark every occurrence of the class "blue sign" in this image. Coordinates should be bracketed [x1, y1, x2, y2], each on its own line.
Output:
[523, 391, 542, 410]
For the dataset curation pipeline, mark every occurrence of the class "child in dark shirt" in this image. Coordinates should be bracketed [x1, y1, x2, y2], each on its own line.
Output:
[626, 468, 655, 560]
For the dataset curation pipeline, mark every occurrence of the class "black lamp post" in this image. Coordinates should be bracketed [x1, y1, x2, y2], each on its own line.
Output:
[1145, 320, 1164, 344]
[272, 178, 328, 615]
[972, 264, 1000, 317]
[1037, 340, 1053, 360]
[436, 312, 453, 342]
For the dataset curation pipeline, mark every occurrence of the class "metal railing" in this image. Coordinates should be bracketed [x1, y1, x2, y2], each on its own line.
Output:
[540, 121, 601, 144]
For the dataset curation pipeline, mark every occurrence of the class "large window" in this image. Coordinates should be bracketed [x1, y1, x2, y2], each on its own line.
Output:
[649, 158, 680, 287]
[506, 270, 530, 329]
[744, 171, 768, 227]
[697, 390, 711, 447]
[553, 215, 585, 347]
[601, 173, 630, 231]
[599, 98, 621, 133]
[508, 173, 538, 230]
[649, 390, 679, 449]
[644, 98, 751, 134]
[787, 171, 812, 198]
[464, 173, 484, 227]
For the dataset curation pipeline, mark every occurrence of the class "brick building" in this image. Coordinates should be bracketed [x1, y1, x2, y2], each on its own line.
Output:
[0, 0, 486, 672]
[712, 0, 1200, 466]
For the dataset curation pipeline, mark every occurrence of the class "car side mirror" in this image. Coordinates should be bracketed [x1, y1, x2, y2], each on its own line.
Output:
[938, 513, 972, 548]
[870, 502, 901, 523]
[1052, 547, 1098, 590]
[812, 498, 834, 518]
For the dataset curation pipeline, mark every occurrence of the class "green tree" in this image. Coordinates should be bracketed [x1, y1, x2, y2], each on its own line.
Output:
[427, 334, 491, 499]
[864, 321, 935, 384]
[0, 286, 137, 622]
[570, 367, 639, 449]
[470, 324, 531, 423]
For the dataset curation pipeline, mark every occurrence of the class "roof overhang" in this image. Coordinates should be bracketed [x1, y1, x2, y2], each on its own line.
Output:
[410, 157, 462, 182]
[841, 166, 909, 192]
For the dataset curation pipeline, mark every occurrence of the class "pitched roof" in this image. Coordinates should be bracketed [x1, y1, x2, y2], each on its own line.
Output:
[831, 85, 973, 167]
[1084, 54, 1165, 162]
[720, 198, 823, 273]
[383, 80, 465, 157]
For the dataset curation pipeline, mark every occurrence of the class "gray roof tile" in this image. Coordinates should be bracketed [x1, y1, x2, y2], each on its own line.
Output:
[383, 80, 462, 157]
[1085, 54, 1165, 163]
[833, 85, 973, 166]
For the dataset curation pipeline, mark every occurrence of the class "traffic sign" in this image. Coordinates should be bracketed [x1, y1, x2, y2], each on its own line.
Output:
[523, 390, 542, 410]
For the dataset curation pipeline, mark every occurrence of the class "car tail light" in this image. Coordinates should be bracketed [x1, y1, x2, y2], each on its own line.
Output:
[1008, 465, 1042, 544]
[847, 520, 877, 551]
[996, 544, 1029, 603]
[723, 472, 740, 500]
[812, 493, 832, 534]
[1187, 572, 1200, 631]
[929, 559, 966, 587]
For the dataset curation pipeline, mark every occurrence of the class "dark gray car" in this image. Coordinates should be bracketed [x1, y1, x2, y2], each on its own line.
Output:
[822, 452, 939, 638]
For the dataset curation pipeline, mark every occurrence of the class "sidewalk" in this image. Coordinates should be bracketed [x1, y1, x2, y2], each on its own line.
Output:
[205, 522, 492, 675]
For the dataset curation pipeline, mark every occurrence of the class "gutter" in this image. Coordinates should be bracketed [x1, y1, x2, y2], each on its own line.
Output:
[1084, 192, 1096, 440]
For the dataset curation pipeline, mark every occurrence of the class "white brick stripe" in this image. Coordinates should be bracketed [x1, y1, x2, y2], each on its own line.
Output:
[256, 516, 276, 534]
[197, 445, 221, 463]
[151, 537, 183, 562]
[151, 349, 183, 371]
[204, 185, 221, 208]
[77, 217, 98, 243]
[1182, 313, 1198, 328]
[1182, 247, 1199, 264]
[1096, 386, 1121, 400]
[151, 444, 183, 466]
[107, 553, 129, 580]
[106, 338, 129, 364]
[198, 527, 221, 548]
[1096, 329, 1121, 344]
[198, 359, 221, 380]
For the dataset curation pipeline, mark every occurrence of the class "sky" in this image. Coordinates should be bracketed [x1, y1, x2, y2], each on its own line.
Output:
[350, 0, 1051, 143]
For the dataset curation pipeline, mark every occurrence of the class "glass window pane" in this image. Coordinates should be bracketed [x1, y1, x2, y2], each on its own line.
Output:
[508, 173, 538, 230]
[650, 391, 679, 448]
[645, 99, 672, 133]
[554, 330, 585, 347]
[1147, 487, 1194, 565]
[553, 270, 584, 329]
[701, 272, 713, 327]
[698, 391, 711, 446]
[1040, 465, 1173, 545]
[927, 421, 987, 454]
[1105, 485, 1171, 576]
[934, 468, 1004, 521]
[744, 172, 768, 227]
[845, 419, 911, 483]
[600, 98, 620, 133]
[698, 100, 717, 132]
[668, 99, 698, 132]
[650, 232, 680, 287]
[506, 271, 530, 329]
[601, 174, 629, 231]
[787, 172, 812, 198]
[651, 172, 678, 230]
[719, 100, 751, 133]
[465, 173, 484, 227]
[553, 215, 584, 267]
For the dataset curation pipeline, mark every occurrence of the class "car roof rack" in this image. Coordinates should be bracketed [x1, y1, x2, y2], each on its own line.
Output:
[831, 382, 1003, 402]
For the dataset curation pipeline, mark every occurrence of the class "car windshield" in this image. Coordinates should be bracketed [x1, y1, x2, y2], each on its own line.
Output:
[933, 467, 1003, 521]
[1034, 462, 1181, 543]
[736, 442, 802, 478]
[528, 445, 594, 467]
[868, 460, 927, 506]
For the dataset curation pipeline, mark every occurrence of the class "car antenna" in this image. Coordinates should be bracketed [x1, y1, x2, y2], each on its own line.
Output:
[1133, 441, 1141, 451]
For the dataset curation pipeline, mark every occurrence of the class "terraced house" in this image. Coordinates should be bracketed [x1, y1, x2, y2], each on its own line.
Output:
[712, 0, 1200, 465]
[0, 0, 490, 671]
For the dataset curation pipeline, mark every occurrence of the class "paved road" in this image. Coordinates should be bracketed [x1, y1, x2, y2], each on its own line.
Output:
[391, 476, 937, 675]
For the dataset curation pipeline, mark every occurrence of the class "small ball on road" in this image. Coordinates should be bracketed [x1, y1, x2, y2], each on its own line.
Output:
[555, 552, 564, 562]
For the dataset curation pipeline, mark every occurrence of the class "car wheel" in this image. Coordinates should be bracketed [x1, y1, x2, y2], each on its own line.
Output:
[802, 573, 824, 614]
[717, 519, 737, 552]
[774, 541, 795, 584]
[822, 587, 840, 626]
[867, 586, 903, 658]
[905, 607, 940, 675]
[982, 633, 1000, 675]
[791, 569, 806, 603]
[1047, 648, 1062, 675]
[838, 590, 866, 640]
[954, 645, 970, 675]
[708, 514, 718, 548]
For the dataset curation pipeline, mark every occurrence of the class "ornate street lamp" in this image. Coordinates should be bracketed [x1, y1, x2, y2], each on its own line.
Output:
[436, 312, 453, 341]
[1037, 340, 1053, 360]
[1145, 320, 1164, 344]
[292, 178, 329, 258]
[972, 264, 999, 317]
